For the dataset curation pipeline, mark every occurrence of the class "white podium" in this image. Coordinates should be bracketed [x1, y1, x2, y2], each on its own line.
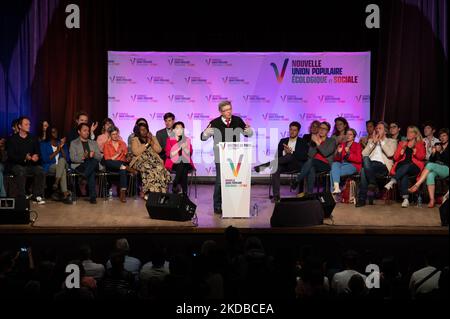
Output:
[218, 142, 253, 218]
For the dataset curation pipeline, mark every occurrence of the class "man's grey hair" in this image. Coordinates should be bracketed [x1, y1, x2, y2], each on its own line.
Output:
[218, 100, 232, 111]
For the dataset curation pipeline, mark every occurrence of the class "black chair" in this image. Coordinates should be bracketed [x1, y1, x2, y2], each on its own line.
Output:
[268, 169, 300, 198]
[168, 167, 197, 198]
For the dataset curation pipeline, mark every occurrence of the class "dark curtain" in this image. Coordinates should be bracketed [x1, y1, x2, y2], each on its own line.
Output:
[0, 0, 448, 137]
[374, 0, 448, 130]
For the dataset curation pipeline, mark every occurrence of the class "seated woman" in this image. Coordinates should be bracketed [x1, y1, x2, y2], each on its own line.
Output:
[164, 121, 195, 194]
[330, 128, 362, 194]
[103, 126, 133, 203]
[96, 118, 122, 153]
[39, 127, 72, 204]
[409, 128, 449, 208]
[384, 126, 426, 208]
[127, 118, 148, 153]
[331, 117, 350, 145]
[297, 121, 336, 195]
[129, 123, 171, 199]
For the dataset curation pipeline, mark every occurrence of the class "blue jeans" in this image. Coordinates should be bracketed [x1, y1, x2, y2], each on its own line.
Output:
[75, 158, 99, 200]
[214, 163, 221, 211]
[358, 157, 388, 201]
[297, 158, 330, 193]
[330, 162, 357, 186]
[392, 163, 420, 196]
[0, 163, 6, 197]
[105, 160, 128, 189]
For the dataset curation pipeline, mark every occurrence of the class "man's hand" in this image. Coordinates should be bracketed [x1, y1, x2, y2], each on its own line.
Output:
[89, 151, 95, 158]
[283, 143, 293, 154]
[60, 137, 66, 146]
[82, 150, 88, 160]
[31, 154, 39, 162]
[345, 146, 350, 153]
[25, 153, 32, 161]
[337, 145, 344, 153]
[91, 122, 98, 133]
[204, 124, 214, 136]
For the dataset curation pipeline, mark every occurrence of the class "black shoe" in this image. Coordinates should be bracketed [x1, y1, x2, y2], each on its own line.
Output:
[368, 197, 374, 205]
[355, 200, 366, 207]
[62, 195, 73, 205]
[214, 209, 222, 215]
[254, 166, 261, 173]
[89, 198, 97, 204]
[272, 195, 281, 203]
[368, 183, 378, 193]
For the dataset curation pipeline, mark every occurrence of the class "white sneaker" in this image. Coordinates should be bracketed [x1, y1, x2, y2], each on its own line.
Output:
[35, 196, 46, 205]
[384, 180, 396, 190]
[332, 185, 341, 194]
[401, 198, 409, 208]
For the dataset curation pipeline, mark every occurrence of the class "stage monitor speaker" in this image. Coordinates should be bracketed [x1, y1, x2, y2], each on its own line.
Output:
[146, 192, 196, 222]
[301, 192, 336, 218]
[0, 197, 30, 224]
[270, 192, 335, 227]
[271, 197, 324, 227]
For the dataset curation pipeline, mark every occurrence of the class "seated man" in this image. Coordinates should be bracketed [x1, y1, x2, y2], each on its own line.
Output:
[355, 121, 397, 207]
[296, 121, 336, 195]
[254, 121, 308, 202]
[69, 123, 102, 204]
[6, 116, 46, 204]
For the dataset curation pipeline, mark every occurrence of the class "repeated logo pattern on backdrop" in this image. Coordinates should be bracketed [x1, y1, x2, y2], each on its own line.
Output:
[108, 51, 370, 176]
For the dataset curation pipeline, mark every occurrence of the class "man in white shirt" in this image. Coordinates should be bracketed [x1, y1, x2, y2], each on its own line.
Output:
[423, 123, 440, 160]
[331, 250, 367, 295]
[254, 122, 309, 202]
[356, 121, 397, 207]
[106, 238, 141, 280]
[79, 245, 105, 280]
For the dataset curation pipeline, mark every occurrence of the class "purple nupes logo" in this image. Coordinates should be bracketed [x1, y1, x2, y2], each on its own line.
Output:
[111, 112, 119, 120]
[270, 58, 289, 83]
[262, 113, 269, 120]
[168, 58, 174, 65]
[109, 76, 116, 83]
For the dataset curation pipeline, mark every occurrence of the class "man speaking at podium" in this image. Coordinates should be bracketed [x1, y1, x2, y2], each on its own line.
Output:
[201, 101, 253, 215]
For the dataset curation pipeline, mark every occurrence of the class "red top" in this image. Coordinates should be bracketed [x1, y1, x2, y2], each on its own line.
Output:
[334, 142, 363, 172]
[314, 140, 329, 164]
[103, 139, 128, 162]
[390, 140, 426, 178]
[164, 137, 195, 171]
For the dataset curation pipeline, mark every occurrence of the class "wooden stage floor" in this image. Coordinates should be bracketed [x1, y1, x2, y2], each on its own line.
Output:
[0, 185, 447, 236]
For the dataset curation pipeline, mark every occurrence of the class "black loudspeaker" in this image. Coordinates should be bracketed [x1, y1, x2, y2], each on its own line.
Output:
[146, 192, 196, 222]
[440, 198, 449, 227]
[271, 198, 324, 227]
[302, 192, 336, 218]
[0, 197, 30, 224]
[270, 192, 336, 227]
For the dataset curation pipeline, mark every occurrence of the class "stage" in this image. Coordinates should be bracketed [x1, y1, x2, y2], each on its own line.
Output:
[0, 185, 447, 236]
